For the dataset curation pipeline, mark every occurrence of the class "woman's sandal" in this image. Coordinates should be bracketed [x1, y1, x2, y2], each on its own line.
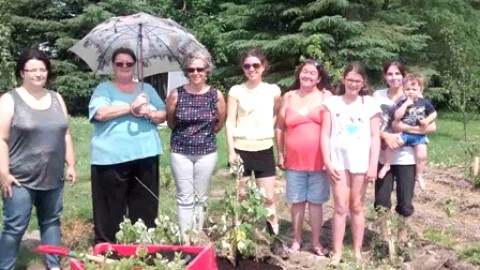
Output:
[312, 246, 329, 257]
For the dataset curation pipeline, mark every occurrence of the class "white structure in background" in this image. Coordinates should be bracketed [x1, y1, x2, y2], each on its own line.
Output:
[167, 71, 188, 96]
[156, 71, 187, 127]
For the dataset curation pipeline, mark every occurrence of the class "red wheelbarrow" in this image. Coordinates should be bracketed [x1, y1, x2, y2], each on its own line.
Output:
[69, 243, 217, 270]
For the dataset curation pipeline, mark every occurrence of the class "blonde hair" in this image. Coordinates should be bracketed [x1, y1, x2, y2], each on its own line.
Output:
[403, 73, 425, 90]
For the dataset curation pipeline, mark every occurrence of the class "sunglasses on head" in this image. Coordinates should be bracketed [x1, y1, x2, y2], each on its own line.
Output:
[114, 62, 135, 68]
[243, 63, 262, 70]
[186, 67, 206, 73]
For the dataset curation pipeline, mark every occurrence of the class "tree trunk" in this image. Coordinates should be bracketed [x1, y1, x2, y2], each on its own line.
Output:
[382, 0, 390, 10]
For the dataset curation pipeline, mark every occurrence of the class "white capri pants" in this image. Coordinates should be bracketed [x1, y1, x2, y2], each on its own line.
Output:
[170, 151, 218, 236]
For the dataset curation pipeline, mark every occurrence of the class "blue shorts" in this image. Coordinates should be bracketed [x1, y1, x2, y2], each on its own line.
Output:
[401, 133, 426, 146]
[285, 170, 330, 204]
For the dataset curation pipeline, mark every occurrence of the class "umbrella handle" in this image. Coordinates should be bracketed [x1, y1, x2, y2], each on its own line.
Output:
[130, 103, 148, 118]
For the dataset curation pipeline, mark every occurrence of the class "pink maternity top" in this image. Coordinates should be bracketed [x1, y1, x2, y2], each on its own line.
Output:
[284, 96, 324, 171]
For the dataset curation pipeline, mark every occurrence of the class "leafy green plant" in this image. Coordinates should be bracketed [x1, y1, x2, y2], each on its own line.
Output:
[150, 214, 182, 244]
[207, 160, 271, 265]
[459, 243, 480, 266]
[116, 218, 152, 244]
[372, 207, 396, 262]
[84, 246, 186, 270]
[115, 215, 182, 245]
[444, 196, 455, 217]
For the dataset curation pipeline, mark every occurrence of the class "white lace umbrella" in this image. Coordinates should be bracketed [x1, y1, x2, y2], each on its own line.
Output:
[69, 13, 204, 79]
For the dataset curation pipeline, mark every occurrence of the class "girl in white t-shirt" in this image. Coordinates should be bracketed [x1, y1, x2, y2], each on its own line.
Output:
[321, 62, 381, 265]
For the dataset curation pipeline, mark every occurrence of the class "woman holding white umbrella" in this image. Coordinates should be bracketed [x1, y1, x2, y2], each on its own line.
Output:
[89, 47, 166, 243]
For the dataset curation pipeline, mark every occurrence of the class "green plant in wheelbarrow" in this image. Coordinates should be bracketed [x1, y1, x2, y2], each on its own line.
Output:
[83, 246, 186, 270]
[115, 215, 182, 245]
[207, 159, 279, 265]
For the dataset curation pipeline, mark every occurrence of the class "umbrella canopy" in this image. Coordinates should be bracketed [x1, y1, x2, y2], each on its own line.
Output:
[69, 13, 204, 78]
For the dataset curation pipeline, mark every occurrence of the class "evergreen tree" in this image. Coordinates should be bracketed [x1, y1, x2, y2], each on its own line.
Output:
[213, 0, 429, 90]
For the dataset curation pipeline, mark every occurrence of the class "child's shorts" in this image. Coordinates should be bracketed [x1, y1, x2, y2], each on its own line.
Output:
[401, 132, 427, 146]
[285, 170, 330, 204]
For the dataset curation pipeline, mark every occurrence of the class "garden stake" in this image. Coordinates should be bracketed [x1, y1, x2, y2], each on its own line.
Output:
[231, 157, 244, 225]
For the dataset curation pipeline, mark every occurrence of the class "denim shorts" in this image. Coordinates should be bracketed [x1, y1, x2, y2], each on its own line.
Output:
[285, 170, 330, 204]
[401, 132, 426, 146]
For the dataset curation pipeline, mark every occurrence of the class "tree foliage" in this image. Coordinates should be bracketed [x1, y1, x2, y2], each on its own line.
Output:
[0, 0, 15, 91]
[211, 0, 429, 90]
[1, 0, 479, 113]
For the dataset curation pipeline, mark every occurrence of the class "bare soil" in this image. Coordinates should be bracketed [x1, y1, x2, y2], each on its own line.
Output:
[216, 257, 283, 270]
[213, 166, 480, 269]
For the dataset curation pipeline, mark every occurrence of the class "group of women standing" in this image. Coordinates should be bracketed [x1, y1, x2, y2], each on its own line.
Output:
[0, 46, 434, 269]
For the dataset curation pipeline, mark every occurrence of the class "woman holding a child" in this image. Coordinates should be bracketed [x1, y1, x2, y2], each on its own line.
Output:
[373, 60, 436, 241]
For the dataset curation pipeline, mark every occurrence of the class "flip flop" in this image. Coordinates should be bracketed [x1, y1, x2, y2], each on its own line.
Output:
[312, 246, 329, 257]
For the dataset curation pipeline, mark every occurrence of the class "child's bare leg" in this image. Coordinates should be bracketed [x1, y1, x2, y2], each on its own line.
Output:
[378, 148, 393, 179]
[414, 144, 427, 190]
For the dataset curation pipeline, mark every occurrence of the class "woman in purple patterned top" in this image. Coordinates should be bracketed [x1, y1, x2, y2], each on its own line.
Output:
[166, 49, 226, 245]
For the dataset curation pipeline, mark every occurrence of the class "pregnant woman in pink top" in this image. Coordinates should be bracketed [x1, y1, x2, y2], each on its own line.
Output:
[276, 59, 333, 256]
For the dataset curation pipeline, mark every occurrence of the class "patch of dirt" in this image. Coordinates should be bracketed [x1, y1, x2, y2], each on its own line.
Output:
[60, 218, 94, 252]
[216, 257, 283, 270]
[21, 219, 94, 270]
[209, 165, 480, 269]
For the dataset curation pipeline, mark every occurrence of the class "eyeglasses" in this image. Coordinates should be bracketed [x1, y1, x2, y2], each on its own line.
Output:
[243, 63, 262, 70]
[23, 68, 48, 74]
[345, 78, 363, 85]
[114, 62, 135, 68]
[186, 67, 206, 73]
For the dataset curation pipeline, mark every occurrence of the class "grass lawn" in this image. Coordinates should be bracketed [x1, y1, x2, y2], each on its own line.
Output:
[1, 111, 479, 269]
[428, 112, 480, 167]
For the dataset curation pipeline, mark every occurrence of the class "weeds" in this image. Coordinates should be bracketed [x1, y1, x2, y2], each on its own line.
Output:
[459, 243, 480, 266]
[444, 196, 455, 217]
[423, 227, 457, 248]
[371, 207, 420, 268]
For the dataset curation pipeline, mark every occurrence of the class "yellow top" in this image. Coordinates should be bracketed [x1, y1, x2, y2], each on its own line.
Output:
[228, 82, 281, 151]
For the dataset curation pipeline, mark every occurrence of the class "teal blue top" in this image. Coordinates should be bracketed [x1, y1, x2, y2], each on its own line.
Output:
[88, 81, 165, 165]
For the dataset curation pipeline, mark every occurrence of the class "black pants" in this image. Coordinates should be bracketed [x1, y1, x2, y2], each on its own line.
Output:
[91, 156, 159, 243]
[374, 164, 415, 217]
